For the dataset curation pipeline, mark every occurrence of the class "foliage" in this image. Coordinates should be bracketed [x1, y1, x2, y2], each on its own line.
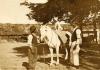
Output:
[21, 0, 100, 25]
[0, 24, 30, 35]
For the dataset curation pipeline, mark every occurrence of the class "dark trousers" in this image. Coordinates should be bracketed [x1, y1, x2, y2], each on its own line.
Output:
[66, 44, 70, 63]
[28, 46, 38, 70]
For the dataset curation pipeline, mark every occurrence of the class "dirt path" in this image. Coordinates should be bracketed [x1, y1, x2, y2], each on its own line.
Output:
[0, 41, 70, 70]
[0, 41, 28, 70]
[0, 41, 100, 70]
[0, 41, 75, 70]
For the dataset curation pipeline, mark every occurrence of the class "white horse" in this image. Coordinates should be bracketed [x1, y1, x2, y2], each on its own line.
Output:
[40, 25, 61, 65]
[40, 25, 70, 65]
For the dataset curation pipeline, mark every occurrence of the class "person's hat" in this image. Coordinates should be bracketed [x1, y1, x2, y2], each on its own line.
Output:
[30, 25, 36, 33]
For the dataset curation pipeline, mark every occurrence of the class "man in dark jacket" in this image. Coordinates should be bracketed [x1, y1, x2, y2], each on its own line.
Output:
[70, 22, 82, 69]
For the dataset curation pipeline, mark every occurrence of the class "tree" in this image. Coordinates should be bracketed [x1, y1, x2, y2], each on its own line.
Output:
[20, 0, 100, 25]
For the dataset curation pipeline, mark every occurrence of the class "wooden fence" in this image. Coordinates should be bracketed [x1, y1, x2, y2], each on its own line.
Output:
[82, 31, 98, 44]
[0, 34, 28, 42]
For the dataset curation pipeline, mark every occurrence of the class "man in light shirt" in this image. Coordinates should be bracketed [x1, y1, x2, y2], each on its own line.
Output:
[27, 25, 39, 70]
[70, 22, 82, 69]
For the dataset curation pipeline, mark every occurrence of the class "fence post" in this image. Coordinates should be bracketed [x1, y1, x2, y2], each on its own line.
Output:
[97, 29, 100, 44]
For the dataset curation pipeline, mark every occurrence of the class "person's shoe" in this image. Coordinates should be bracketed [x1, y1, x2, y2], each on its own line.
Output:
[73, 65, 79, 69]
[69, 64, 79, 69]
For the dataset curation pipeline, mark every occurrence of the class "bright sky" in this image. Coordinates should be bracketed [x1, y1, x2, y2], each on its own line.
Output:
[0, 0, 48, 24]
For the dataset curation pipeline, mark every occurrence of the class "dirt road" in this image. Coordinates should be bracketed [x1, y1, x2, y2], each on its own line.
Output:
[0, 40, 100, 70]
[0, 41, 70, 70]
[0, 41, 28, 70]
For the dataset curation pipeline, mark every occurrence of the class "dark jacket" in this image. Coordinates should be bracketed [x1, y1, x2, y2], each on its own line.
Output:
[71, 28, 81, 42]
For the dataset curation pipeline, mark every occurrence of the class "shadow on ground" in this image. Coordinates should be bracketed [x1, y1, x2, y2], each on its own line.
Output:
[13, 46, 29, 57]
[80, 44, 100, 70]
[22, 62, 29, 70]
[12, 43, 100, 70]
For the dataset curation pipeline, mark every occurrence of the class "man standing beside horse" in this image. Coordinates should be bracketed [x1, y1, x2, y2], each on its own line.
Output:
[70, 21, 82, 69]
[27, 25, 40, 70]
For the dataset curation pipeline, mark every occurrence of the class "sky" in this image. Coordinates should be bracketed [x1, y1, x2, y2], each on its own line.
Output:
[0, 0, 48, 24]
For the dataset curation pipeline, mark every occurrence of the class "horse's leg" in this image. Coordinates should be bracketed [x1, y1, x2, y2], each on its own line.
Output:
[49, 47, 54, 65]
[65, 48, 68, 60]
[56, 46, 59, 65]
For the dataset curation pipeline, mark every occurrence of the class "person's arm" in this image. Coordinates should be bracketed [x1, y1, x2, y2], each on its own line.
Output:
[32, 33, 40, 43]
[27, 34, 33, 48]
[76, 29, 82, 45]
[69, 33, 72, 46]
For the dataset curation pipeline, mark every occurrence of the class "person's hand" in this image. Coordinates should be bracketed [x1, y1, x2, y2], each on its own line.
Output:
[73, 44, 77, 50]
[26, 43, 33, 48]
[37, 36, 40, 43]
[69, 42, 72, 47]
[37, 36, 39, 39]
[23, 43, 30, 46]
[29, 46, 33, 51]
[76, 40, 80, 45]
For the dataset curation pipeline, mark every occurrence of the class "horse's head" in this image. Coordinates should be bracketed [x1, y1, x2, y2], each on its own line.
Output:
[40, 25, 51, 42]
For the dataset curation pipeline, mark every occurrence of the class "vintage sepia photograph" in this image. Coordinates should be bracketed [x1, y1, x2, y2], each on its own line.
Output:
[0, 0, 100, 70]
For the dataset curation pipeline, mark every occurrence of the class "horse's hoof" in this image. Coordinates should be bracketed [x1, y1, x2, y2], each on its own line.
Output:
[55, 62, 59, 66]
[49, 63, 54, 66]
[50, 60, 56, 64]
